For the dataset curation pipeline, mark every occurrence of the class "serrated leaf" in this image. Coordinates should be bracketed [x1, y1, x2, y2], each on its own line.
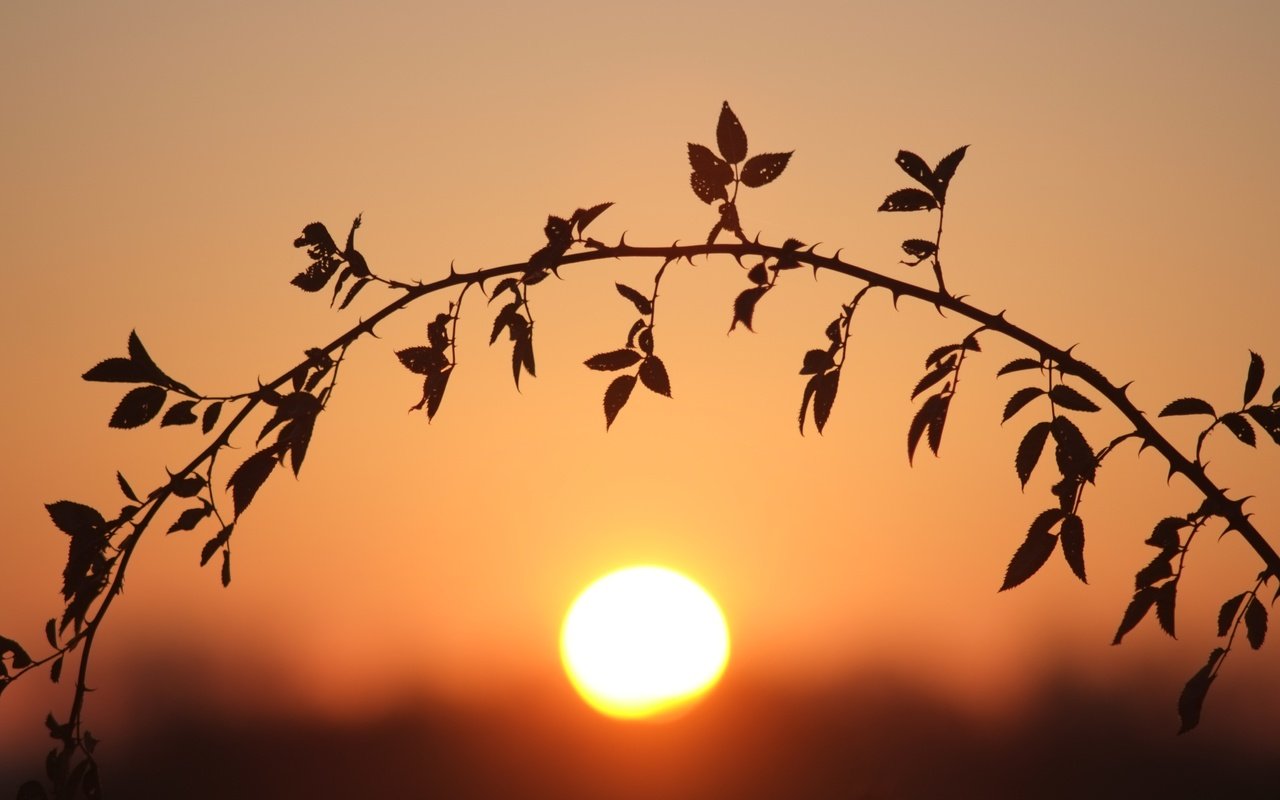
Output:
[201, 401, 223, 435]
[200, 524, 232, 567]
[615, 283, 652, 315]
[1002, 387, 1044, 423]
[160, 400, 198, 427]
[730, 286, 769, 332]
[226, 448, 277, 517]
[1145, 517, 1188, 551]
[690, 171, 728, 204]
[1177, 648, 1223, 733]
[46, 501, 105, 537]
[49, 655, 62, 684]
[798, 373, 820, 435]
[1113, 587, 1159, 645]
[1217, 592, 1247, 637]
[931, 145, 968, 204]
[716, 101, 747, 164]
[585, 349, 643, 371]
[997, 358, 1042, 377]
[900, 239, 938, 262]
[800, 348, 834, 376]
[82, 357, 156, 384]
[637, 328, 654, 355]
[603, 374, 637, 429]
[1155, 580, 1178, 637]
[397, 346, 448, 376]
[924, 344, 961, 369]
[424, 366, 452, 421]
[741, 152, 791, 188]
[1135, 552, 1174, 590]
[688, 143, 733, 187]
[1059, 513, 1086, 583]
[1243, 351, 1264, 405]
[167, 504, 211, 534]
[1160, 397, 1216, 417]
[1015, 421, 1053, 488]
[907, 393, 947, 464]
[1244, 596, 1267, 649]
[512, 332, 536, 387]
[544, 215, 572, 247]
[109, 385, 167, 429]
[812, 370, 839, 434]
[1049, 384, 1100, 412]
[639, 356, 671, 397]
[1052, 416, 1095, 483]
[1220, 412, 1256, 446]
[999, 508, 1063, 591]
[572, 202, 613, 234]
[878, 188, 938, 213]
[171, 474, 205, 498]
[116, 472, 139, 503]
[1245, 405, 1280, 445]
[894, 150, 933, 188]
[747, 263, 768, 285]
[825, 318, 843, 346]
[912, 359, 954, 400]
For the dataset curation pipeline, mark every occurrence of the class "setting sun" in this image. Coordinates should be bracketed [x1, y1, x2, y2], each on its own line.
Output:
[560, 566, 730, 720]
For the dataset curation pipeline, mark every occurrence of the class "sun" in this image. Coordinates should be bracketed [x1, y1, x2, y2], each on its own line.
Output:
[560, 565, 730, 720]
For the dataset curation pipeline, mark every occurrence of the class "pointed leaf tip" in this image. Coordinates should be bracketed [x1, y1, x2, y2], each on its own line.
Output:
[716, 102, 747, 164]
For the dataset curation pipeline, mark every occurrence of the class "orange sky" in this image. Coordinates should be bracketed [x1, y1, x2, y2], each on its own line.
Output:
[3, 0, 1280, 789]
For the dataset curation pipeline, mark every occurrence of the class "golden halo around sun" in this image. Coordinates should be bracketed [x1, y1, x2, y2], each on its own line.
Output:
[560, 565, 730, 720]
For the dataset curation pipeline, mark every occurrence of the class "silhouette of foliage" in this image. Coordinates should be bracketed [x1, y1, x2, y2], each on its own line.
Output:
[3, 100, 1279, 796]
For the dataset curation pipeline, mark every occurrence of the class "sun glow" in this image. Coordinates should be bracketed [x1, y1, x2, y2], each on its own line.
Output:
[560, 565, 730, 720]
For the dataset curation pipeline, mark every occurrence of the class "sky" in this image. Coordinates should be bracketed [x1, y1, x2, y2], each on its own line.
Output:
[3, 1, 1280, 795]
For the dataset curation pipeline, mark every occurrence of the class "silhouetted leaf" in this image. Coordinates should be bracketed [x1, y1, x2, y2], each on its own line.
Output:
[924, 344, 961, 368]
[1000, 508, 1063, 591]
[397, 346, 448, 376]
[1155, 580, 1178, 637]
[571, 202, 613, 234]
[514, 332, 536, 384]
[900, 239, 937, 263]
[160, 400, 198, 427]
[603, 374, 636, 429]
[1015, 421, 1052, 488]
[171, 474, 205, 498]
[1060, 513, 1086, 583]
[489, 277, 520, 302]
[731, 286, 769, 332]
[201, 401, 223, 435]
[227, 448, 277, 517]
[1243, 351, 1264, 404]
[1145, 517, 1187, 552]
[544, 215, 572, 248]
[221, 548, 231, 587]
[82, 358, 156, 384]
[688, 143, 733, 186]
[47, 501, 105, 538]
[1052, 416, 1095, 482]
[825, 318, 843, 346]
[894, 150, 933, 188]
[907, 393, 949, 464]
[801, 349, 834, 376]
[1220, 412, 1255, 446]
[1245, 405, 1280, 444]
[637, 328, 654, 355]
[812, 370, 839, 434]
[1002, 387, 1044, 422]
[490, 302, 523, 345]
[167, 504, 211, 534]
[45, 618, 57, 648]
[931, 145, 968, 204]
[200, 524, 232, 567]
[716, 101, 747, 164]
[49, 655, 62, 684]
[1135, 552, 1174, 590]
[585, 349, 643, 371]
[1178, 648, 1223, 733]
[0, 636, 32, 669]
[799, 373, 820, 434]
[997, 358, 1042, 376]
[116, 472, 139, 503]
[1113, 587, 1159, 644]
[741, 152, 792, 187]
[639, 356, 671, 397]
[1244, 596, 1267, 649]
[912, 358, 954, 400]
[422, 367, 451, 421]
[1049, 384, 1099, 412]
[1217, 592, 1246, 637]
[878, 188, 938, 213]
[1160, 397, 1215, 417]
[690, 171, 728, 204]
[615, 283, 652, 315]
[744, 264, 766, 286]
[291, 222, 342, 291]
[109, 385, 167, 429]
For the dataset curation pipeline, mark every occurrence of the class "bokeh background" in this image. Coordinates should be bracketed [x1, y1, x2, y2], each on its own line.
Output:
[3, 1, 1279, 796]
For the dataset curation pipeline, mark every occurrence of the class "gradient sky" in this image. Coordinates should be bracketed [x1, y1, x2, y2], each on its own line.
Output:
[3, 0, 1280, 790]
